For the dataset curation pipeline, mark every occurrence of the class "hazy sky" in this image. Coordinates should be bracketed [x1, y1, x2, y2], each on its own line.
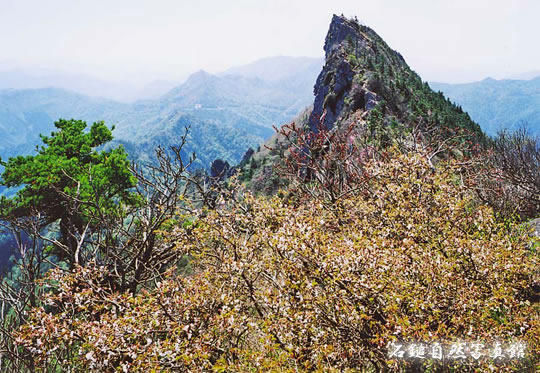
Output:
[1, 0, 539, 84]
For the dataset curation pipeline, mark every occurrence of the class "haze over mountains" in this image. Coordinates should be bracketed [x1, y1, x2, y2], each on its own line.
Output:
[430, 77, 540, 137]
[0, 68, 150, 102]
[0, 56, 324, 102]
[219, 56, 324, 82]
[0, 53, 538, 180]
[0, 56, 323, 171]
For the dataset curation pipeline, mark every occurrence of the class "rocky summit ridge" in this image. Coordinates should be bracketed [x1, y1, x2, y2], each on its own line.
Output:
[240, 14, 487, 194]
[308, 14, 484, 142]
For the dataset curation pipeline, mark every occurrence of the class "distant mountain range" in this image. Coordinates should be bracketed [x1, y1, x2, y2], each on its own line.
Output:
[1, 54, 538, 184]
[219, 56, 323, 82]
[0, 68, 177, 102]
[430, 77, 540, 137]
[505, 70, 540, 80]
[0, 56, 324, 103]
[0, 57, 322, 172]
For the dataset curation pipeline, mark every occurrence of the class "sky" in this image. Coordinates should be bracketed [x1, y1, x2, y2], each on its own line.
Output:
[0, 0, 539, 85]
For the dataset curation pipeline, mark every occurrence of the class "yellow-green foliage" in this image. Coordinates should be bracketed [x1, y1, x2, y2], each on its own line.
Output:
[16, 152, 538, 372]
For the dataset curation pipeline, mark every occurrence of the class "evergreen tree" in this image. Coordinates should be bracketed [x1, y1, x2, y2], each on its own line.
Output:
[0, 119, 137, 265]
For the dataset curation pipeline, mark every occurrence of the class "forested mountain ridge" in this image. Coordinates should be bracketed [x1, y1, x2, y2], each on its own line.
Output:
[430, 77, 540, 136]
[0, 88, 129, 157]
[240, 14, 487, 193]
[0, 80, 270, 170]
[0, 58, 320, 171]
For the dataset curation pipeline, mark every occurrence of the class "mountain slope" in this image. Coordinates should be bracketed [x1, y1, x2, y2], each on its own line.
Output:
[0, 87, 270, 170]
[161, 67, 317, 130]
[240, 15, 487, 194]
[0, 62, 319, 169]
[430, 77, 540, 136]
[0, 88, 129, 157]
[307, 15, 484, 141]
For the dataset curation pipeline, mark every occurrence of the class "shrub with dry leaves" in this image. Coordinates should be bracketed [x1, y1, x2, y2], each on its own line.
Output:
[14, 151, 538, 372]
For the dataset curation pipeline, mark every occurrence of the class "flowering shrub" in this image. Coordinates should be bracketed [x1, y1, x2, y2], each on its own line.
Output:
[15, 152, 539, 371]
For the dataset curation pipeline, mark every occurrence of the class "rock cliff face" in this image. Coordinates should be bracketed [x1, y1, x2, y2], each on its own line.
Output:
[308, 15, 484, 144]
[309, 15, 380, 131]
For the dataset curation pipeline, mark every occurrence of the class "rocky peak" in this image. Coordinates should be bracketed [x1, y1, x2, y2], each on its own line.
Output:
[323, 15, 363, 59]
[307, 14, 484, 148]
[309, 15, 376, 131]
[210, 158, 234, 180]
[239, 14, 486, 193]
